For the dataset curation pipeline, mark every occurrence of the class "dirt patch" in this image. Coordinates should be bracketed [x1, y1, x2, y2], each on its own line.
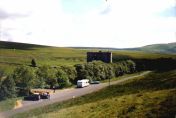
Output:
[31, 89, 54, 94]
[14, 100, 22, 109]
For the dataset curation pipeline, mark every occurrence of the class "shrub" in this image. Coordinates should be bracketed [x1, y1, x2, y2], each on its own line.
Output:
[31, 59, 37, 67]
[0, 76, 16, 100]
[60, 66, 77, 84]
[56, 68, 71, 88]
[74, 60, 135, 81]
[36, 65, 57, 89]
[74, 64, 88, 80]
[13, 66, 36, 95]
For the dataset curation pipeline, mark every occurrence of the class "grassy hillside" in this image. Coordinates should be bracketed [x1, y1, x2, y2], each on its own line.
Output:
[0, 41, 176, 73]
[135, 42, 176, 54]
[12, 70, 176, 118]
[0, 41, 86, 73]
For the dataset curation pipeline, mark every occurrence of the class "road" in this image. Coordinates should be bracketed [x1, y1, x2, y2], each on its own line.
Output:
[0, 71, 150, 118]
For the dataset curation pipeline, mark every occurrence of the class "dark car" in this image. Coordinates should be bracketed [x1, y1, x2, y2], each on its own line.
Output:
[40, 93, 50, 99]
[24, 94, 40, 101]
[90, 81, 100, 84]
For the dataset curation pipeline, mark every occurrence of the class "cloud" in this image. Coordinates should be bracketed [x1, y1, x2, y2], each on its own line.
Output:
[0, 9, 9, 19]
[160, 6, 176, 17]
[0, 0, 175, 48]
[0, 8, 29, 20]
[99, 6, 111, 15]
[26, 32, 32, 36]
[1, 30, 13, 41]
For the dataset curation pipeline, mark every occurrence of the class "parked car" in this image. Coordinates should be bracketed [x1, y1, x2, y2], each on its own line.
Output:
[40, 92, 50, 99]
[24, 93, 40, 101]
[90, 81, 100, 84]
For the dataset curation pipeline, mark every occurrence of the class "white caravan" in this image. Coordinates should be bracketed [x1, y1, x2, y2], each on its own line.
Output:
[77, 79, 90, 88]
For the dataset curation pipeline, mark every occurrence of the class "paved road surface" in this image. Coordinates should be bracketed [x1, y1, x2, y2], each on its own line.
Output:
[0, 71, 150, 118]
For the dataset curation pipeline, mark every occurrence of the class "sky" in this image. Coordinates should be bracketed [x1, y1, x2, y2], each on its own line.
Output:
[0, 0, 175, 48]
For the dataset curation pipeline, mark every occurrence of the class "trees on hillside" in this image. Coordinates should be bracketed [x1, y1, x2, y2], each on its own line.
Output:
[75, 64, 88, 80]
[56, 68, 71, 88]
[36, 65, 75, 89]
[13, 66, 36, 95]
[0, 59, 136, 99]
[36, 65, 57, 89]
[0, 76, 16, 100]
[75, 60, 134, 81]
[134, 58, 176, 71]
[60, 66, 77, 84]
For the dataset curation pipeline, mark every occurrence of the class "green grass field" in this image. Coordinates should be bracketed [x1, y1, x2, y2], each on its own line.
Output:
[11, 70, 176, 118]
[1, 41, 176, 74]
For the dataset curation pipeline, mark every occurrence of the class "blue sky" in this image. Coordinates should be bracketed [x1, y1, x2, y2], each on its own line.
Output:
[61, 0, 103, 15]
[161, 6, 176, 17]
[0, 0, 175, 48]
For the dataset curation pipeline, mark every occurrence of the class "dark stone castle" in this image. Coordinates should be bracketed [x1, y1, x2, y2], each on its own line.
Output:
[87, 51, 112, 63]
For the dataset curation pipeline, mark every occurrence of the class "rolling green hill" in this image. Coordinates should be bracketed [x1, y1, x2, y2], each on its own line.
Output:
[0, 41, 176, 73]
[72, 42, 176, 54]
[0, 41, 86, 73]
[133, 42, 176, 54]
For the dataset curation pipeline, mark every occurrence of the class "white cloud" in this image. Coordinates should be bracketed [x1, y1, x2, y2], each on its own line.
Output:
[0, 0, 175, 48]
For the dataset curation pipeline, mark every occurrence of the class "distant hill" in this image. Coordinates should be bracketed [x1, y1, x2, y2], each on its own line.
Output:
[71, 42, 176, 54]
[127, 42, 176, 54]
[1, 41, 175, 54]
[0, 41, 48, 50]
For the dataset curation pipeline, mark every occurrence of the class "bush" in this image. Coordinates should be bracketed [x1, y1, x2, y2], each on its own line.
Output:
[7, 60, 136, 94]
[60, 66, 77, 84]
[36, 65, 57, 89]
[13, 66, 36, 95]
[56, 68, 71, 88]
[0, 76, 16, 100]
[31, 59, 37, 67]
[74, 60, 135, 81]
[74, 64, 88, 80]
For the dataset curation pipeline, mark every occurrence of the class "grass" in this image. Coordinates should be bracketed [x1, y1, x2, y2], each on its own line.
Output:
[101, 71, 144, 83]
[35, 90, 175, 118]
[1, 41, 176, 74]
[11, 70, 176, 118]
[0, 46, 86, 74]
[0, 98, 20, 112]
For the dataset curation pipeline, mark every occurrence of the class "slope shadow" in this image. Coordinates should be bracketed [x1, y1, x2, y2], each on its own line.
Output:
[0, 41, 48, 50]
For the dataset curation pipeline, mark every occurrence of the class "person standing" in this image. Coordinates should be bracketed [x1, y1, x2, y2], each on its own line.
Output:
[53, 86, 55, 93]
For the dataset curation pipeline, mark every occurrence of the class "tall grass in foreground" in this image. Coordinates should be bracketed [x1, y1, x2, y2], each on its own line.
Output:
[12, 70, 176, 118]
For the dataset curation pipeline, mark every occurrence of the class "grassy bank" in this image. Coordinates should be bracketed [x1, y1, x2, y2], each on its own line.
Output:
[12, 70, 176, 118]
[101, 71, 145, 83]
[0, 98, 19, 112]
